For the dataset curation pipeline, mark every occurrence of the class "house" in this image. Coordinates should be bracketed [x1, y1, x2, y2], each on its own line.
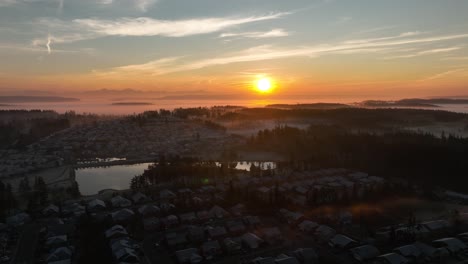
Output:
[412, 242, 440, 261]
[261, 227, 283, 244]
[163, 215, 179, 227]
[138, 204, 160, 217]
[209, 205, 230, 219]
[223, 237, 242, 254]
[350, 245, 380, 262]
[175, 248, 203, 264]
[329, 234, 358, 249]
[197, 210, 210, 222]
[188, 226, 205, 243]
[160, 202, 176, 212]
[132, 192, 150, 204]
[87, 199, 106, 212]
[62, 202, 85, 216]
[242, 233, 264, 249]
[46, 235, 68, 249]
[105, 225, 128, 240]
[43, 204, 60, 216]
[47, 247, 72, 263]
[166, 232, 189, 249]
[298, 220, 318, 234]
[393, 244, 422, 261]
[432, 237, 467, 255]
[179, 212, 197, 224]
[230, 203, 246, 216]
[226, 219, 246, 235]
[279, 209, 304, 225]
[111, 209, 135, 223]
[275, 256, 300, 264]
[110, 238, 140, 252]
[143, 217, 161, 231]
[160, 189, 177, 201]
[207, 226, 228, 239]
[113, 247, 139, 263]
[244, 216, 261, 227]
[111, 196, 132, 208]
[375, 253, 408, 264]
[289, 248, 318, 264]
[314, 225, 336, 241]
[202, 240, 222, 259]
[6, 212, 31, 227]
[251, 257, 275, 264]
[421, 220, 450, 232]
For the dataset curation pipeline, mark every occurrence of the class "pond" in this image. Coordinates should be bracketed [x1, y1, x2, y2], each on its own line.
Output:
[75, 161, 277, 195]
[75, 163, 152, 196]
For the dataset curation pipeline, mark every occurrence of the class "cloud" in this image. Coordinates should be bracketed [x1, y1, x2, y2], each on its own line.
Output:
[135, 0, 156, 12]
[46, 35, 51, 54]
[420, 69, 466, 81]
[219, 29, 289, 39]
[0, 0, 17, 6]
[383, 46, 462, 59]
[72, 12, 289, 37]
[96, 32, 468, 77]
[344, 31, 422, 44]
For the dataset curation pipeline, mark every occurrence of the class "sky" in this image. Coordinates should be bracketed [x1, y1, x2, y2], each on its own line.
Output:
[0, 0, 468, 100]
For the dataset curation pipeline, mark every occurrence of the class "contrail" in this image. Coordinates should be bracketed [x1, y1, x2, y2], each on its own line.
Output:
[46, 36, 52, 54]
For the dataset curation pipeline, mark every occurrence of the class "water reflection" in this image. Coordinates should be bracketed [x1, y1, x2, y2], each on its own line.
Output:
[75, 161, 277, 195]
[75, 163, 152, 195]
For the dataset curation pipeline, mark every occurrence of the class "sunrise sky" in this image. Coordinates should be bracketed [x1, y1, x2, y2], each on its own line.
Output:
[1, 0, 468, 100]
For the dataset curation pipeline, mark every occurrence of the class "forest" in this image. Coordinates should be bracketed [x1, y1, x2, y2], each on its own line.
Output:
[245, 125, 468, 192]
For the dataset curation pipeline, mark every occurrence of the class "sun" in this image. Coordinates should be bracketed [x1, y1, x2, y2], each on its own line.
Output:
[256, 77, 273, 93]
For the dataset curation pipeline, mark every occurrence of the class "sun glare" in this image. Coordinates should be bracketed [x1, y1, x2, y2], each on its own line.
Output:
[256, 78, 273, 93]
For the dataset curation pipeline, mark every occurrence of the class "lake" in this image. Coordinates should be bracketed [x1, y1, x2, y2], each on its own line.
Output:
[75, 163, 153, 196]
[75, 161, 277, 195]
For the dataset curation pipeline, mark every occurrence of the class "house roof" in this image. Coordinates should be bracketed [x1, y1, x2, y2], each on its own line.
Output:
[175, 248, 202, 264]
[394, 244, 421, 258]
[350, 245, 380, 262]
[329, 234, 357, 248]
[433, 237, 467, 252]
[275, 256, 300, 264]
[378, 253, 408, 264]
[111, 209, 135, 222]
[242, 233, 263, 249]
[209, 205, 229, 218]
[421, 220, 449, 231]
[111, 196, 132, 208]
[298, 220, 318, 232]
[138, 204, 160, 216]
[88, 199, 105, 209]
[315, 225, 336, 239]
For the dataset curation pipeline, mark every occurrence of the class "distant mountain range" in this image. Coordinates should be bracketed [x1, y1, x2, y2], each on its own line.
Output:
[360, 98, 468, 108]
[111, 102, 154, 106]
[0, 96, 80, 103]
[266, 103, 352, 109]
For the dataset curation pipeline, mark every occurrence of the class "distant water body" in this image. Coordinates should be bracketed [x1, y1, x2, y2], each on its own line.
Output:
[1, 99, 468, 115]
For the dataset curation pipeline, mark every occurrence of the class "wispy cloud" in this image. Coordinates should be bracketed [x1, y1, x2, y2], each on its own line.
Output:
[46, 35, 51, 54]
[99, 0, 157, 12]
[420, 68, 466, 81]
[383, 46, 462, 59]
[219, 29, 289, 39]
[96, 32, 468, 77]
[344, 31, 422, 44]
[72, 12, 289, 37]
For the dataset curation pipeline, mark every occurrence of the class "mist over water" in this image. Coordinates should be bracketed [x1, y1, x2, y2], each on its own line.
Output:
[2, 98, 468, 115]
